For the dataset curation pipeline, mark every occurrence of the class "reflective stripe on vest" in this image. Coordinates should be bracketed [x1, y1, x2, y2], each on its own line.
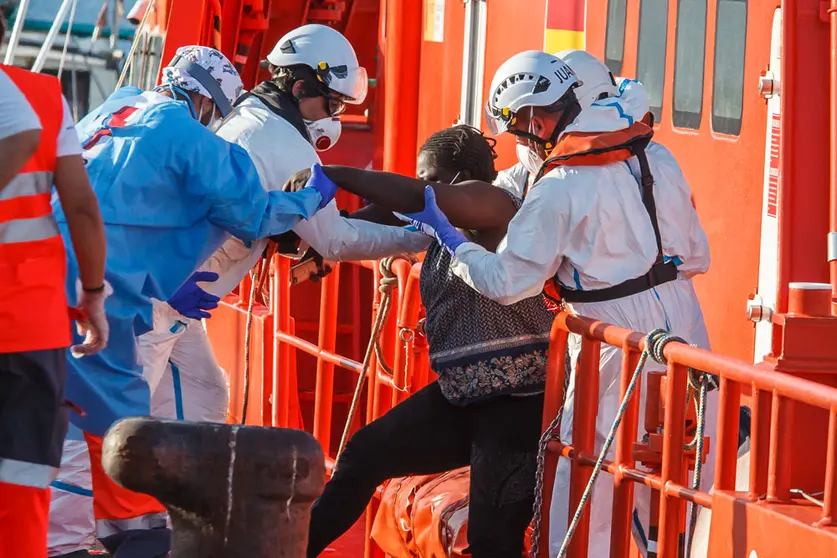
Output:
[0, 213, 60, 244]
[0, 457, 58, 489]
[0, 171, 58, 244]
[0, 170, 54, 200]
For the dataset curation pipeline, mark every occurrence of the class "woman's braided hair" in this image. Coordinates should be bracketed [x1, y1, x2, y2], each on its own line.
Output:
[419, 125, 499, 183]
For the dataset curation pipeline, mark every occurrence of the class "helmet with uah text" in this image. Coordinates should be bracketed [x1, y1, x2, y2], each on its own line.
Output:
[484, 50, 581, 135]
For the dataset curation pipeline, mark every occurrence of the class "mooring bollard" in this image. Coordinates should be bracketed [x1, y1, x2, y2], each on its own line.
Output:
[102, 417, 325, 557]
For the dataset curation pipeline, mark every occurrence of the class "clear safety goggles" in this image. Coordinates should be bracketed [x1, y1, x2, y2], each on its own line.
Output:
[315, 63, 369, 106]
[484, 100, 516, 135]
[325, 92, 348, 117]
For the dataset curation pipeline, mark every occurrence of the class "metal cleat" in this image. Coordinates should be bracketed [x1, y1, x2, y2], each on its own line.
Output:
[101, 418, 325, 557]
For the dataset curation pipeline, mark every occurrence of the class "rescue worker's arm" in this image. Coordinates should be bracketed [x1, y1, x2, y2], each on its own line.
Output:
[286, 165, 518, 231]
[0, 130, 40, 191]
[449, 176, 570, 305]
[177, 115, 325, 241]
[293, 201, 431, 261]
[52, 98, 106, 291]
[0, 69, 42, 191]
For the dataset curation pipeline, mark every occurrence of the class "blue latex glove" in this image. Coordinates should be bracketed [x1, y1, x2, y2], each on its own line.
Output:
[167, 271, 221, 320]
[404, 186, 468, 255]
[305, 163, 338, 210]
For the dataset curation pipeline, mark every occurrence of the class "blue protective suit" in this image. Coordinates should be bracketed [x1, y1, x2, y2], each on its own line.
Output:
[53, 87, 322, 436]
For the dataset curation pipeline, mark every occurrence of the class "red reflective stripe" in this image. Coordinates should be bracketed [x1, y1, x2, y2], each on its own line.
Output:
[0, 235, 64, 261]
[83, 105, 139, 150]
[83, 128, 112, 150]
[110, 105, 139, 127]
[0, 193, 51, 223]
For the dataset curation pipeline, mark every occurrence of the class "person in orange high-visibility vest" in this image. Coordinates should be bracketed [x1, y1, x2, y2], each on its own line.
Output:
[0, 13, 108, 558]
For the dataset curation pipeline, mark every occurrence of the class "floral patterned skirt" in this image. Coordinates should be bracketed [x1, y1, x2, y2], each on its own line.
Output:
[435, 346, 548, 406]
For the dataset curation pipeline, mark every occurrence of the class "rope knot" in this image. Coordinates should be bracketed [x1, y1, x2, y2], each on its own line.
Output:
[644, 329, 719, 393]
[644, 329, 686, 365]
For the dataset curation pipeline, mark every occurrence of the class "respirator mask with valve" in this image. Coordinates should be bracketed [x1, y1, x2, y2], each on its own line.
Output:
[304, 116, 341, 152]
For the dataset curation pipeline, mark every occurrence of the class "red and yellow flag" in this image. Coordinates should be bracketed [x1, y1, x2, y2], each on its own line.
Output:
[544, 0, 584, 54]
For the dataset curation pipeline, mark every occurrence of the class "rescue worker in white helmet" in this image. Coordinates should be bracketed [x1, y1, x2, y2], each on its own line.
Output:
[135, 25, 428, 438]
[285, 49, 715, 558]
[47, 45, 335, 558]
[494, 49, 622, 198]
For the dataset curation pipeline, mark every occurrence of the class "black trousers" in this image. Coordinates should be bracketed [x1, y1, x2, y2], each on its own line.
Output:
[0, 349, 68, 474]
[307, 381, 545, 558]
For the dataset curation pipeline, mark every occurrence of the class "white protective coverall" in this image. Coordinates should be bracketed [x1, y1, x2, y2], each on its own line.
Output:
[138, 93, 430, 423]
[449, 81, 716, 558]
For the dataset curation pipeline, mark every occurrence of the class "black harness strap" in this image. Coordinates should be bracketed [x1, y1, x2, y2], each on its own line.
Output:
[558, 139, 678, 304]
[237, 81, 312, 253]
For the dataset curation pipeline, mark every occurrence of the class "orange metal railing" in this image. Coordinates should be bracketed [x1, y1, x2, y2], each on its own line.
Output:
[266, 255, 427, 435]
[262, 254, 429, 558]
[224, 241, 837, 558]
[537, 311, 837, 558]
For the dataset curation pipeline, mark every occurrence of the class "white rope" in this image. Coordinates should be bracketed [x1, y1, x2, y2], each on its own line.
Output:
[333, 257, 408, 470]
[57, 0, 79, 80]
[240, 267, 259, 425]
[115, 0, 156, 91]
[3, 0, 32, 64]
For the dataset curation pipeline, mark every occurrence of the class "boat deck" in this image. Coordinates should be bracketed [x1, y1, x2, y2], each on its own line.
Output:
[322, 516, 368, 556]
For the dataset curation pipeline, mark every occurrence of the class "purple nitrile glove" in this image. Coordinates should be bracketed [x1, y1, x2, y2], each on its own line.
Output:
[305, 163, 338, 210]
[167, 271, 221, 320]
[404, 186, 468, 255]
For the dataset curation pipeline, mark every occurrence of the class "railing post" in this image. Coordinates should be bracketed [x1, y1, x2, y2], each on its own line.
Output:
[610, 345, 642, 558]
[822, 409, 837, 524]
[767, 392, 794, 502]
[538, 321, 570, 558]
[313, 265, 341, 456]
[749, 387, 772, 498]
[658, 362, 688, 558]
[714, 376, 742, 491]
[273, 256, 292, 428]
[567, 338, 601, 558]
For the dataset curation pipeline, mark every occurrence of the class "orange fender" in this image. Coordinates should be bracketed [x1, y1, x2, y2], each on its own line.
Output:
[371, 468, 533, 557]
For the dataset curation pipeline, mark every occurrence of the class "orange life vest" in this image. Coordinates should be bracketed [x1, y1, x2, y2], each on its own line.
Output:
[0, 66, 71, 352]
[536, 119, 678, 312]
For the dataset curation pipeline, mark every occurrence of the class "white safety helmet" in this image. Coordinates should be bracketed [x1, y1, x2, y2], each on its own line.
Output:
[555, 49, 618, 109]
[484, 50, 581, 135]
[267, 24, 368, 105]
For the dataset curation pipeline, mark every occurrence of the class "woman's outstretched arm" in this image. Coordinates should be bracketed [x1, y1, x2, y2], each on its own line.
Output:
[285, 165, 517, 231]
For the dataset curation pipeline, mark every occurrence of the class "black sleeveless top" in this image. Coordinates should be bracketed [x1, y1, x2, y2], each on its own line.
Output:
[419, 191, 553, 405]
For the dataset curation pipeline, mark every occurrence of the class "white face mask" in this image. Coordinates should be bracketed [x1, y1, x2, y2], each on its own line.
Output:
[516, 143, 544, 176]
[304, 117, 342, 152]
[207, 113, 223, 131]
[197, 99, 222, 130]
[515, 107, 548, 175]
